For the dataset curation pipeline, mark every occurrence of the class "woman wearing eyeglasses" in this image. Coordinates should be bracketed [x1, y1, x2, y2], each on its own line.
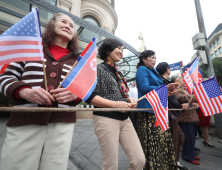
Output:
[136, 50, 178, 170]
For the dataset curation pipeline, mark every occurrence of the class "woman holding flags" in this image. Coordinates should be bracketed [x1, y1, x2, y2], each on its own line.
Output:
[174, 74, 201, 165]
[0, 13, 81, 170]
[85, 38, 145, 170]
[156, 62, 189, 170]
[135, 50, 178, 170]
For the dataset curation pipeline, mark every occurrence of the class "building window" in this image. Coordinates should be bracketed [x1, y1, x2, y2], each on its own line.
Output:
[213, 41, 216, 47]
[0, 0, 30, 12]
[217, 37, 220, 44]
[79, 16, 101, 42]
[38, 0, 57, 21]
[215, 50, 218, 57]
[210, 44, 213, 51]
[211, 54, 214, 59]
[219, 47, 222, 54]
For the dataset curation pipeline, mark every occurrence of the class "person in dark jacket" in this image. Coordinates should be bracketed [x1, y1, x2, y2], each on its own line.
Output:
[86, 38, 145, 170]
[174, 75, 201, 165]
[156, 62, 189, 170]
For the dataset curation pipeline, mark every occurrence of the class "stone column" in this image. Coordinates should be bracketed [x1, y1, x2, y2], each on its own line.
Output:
[70, 0, 81, 17]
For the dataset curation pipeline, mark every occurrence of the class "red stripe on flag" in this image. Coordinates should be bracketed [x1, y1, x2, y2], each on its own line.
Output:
[218, 96, 222, 106]
[196, 86, 211, 116]
[212, 97, 222, 113]
[193, 86, 209, 116]
[146, 93, 165, 130]
[213, 98, 221, 113]
[0, 41, 39, 46]
[80, 41, 93, 57]
[148, 92, 167, 130]
[209, 98, 217, 115]
[66, 49, 97, 98]
[0, 57, 43, 65]
[0, 49, 41, 57]
[199, 85, 214, 115]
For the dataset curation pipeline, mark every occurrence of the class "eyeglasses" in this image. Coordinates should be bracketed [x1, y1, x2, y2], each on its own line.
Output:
[150, 56, 156, 60]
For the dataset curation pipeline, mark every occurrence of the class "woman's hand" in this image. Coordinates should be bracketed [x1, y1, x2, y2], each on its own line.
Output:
[167, 83, 179, 92]
[18, 88, 55, 105]
[182, 103, 189, 110]
[114, 101, 131, 108]
[192, 103, 199, 108]
[127, 97, 137, 108]
[167, 83, 179, 96]
[50, 88, 78, 103]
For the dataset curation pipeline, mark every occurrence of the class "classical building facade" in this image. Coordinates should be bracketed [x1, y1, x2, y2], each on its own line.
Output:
[0, 0, 140, 108]
[208, 23, 222, 59]
[0, 0, 117, 34]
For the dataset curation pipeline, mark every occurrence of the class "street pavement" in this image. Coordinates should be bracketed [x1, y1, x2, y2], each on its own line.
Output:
[0, 117, 222, 170]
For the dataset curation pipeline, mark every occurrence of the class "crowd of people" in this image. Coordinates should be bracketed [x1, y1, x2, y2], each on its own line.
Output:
[0, 13, 215, 170]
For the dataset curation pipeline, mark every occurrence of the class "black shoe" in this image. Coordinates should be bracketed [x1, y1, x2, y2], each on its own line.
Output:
[203, 141, 215, 147]
[194, 147, 200, 151]
[177, 163, 188, 170]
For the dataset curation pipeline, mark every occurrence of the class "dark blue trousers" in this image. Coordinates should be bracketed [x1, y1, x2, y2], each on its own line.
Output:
[179, 123, 196, 161]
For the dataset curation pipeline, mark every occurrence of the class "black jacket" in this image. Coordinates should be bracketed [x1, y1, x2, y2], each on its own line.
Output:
[161, 77, 182, 117]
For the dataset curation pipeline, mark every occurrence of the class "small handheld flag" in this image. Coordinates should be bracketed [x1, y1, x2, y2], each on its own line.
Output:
[61, 38, 97, 101]
[188, 57, 199, 84]
[145, 85, 169, 132]
[198, 68, 203, 83]
[193, 77, 222, 116]
[0, 8, 44, 65]
[182, 69, 194, 94]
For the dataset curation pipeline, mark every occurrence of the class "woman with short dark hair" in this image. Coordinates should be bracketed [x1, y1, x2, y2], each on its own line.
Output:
[86, 38, 145, 170]
[0, 13, 81, 170]
[136, 50, 178, 170]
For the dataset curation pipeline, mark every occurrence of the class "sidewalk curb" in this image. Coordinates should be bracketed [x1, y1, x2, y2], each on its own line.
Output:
[69, 148, 100, 170]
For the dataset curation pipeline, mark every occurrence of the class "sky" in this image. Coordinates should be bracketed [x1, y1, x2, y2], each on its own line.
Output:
[115, 0, 222, 70]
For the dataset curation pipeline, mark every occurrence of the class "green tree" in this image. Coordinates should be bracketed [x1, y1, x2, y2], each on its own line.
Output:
[212, 57, 222, 86]
[199, 57, 222, 86]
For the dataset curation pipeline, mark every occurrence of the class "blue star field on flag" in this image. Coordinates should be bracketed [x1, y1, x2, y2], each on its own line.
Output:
[155, 85, 168, 108]
[1, 12, 38, 37]
[202, 78, 222, 98]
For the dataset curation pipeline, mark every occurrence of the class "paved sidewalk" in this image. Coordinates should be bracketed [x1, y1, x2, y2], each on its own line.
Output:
[1, 118, 222, 170]
[71, 119, 222, 170]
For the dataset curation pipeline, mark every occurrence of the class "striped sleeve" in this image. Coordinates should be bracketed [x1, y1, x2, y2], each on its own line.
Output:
[0, 61, 31, 101]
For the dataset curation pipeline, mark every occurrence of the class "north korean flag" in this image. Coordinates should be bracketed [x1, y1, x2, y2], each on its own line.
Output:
[61, 37, 97, 101]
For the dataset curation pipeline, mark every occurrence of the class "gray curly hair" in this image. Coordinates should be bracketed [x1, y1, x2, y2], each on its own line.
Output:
[170, 72, 181, 82]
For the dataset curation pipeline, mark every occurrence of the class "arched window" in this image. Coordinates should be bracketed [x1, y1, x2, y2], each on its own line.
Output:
[79, 16, 101, 42]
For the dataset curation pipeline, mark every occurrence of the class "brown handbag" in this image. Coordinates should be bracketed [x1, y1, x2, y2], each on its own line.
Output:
[177, 109, 200, 124]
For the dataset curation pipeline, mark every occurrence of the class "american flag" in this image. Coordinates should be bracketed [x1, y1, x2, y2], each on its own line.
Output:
[183, 69, 194, 94]
[145, 85, 168, 132]
[193, 77, 222, 116]
[0, 8, 44, 65]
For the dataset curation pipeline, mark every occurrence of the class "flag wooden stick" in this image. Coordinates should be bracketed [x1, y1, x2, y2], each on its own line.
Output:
[132, 95, 146, 104]
[188, 95, 194, 104]
[175, 75, 183, 84]
[42, 61, 48, 91]
[52, 60, 78, 96]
